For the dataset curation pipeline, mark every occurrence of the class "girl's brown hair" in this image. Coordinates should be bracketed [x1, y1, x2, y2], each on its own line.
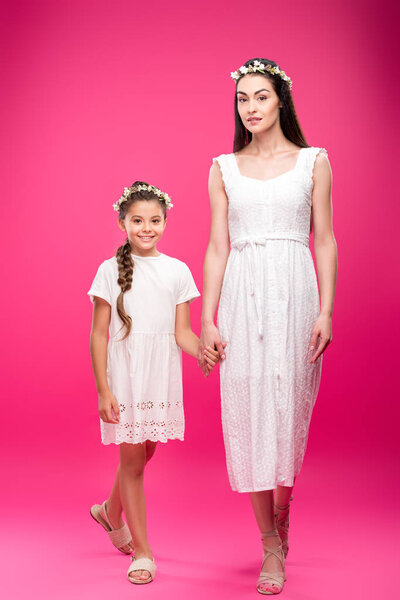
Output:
[115, 181, 167, 340]
[233, 58, 308, 152]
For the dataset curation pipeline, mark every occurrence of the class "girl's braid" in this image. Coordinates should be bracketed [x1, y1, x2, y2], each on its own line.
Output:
[115, 238, 134, 339]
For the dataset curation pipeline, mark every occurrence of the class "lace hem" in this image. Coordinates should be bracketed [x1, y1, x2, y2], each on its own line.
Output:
[102, 433, 184, 445]
[101, 419, 184, 445]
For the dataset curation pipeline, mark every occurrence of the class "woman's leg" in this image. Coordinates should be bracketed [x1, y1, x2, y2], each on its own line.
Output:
[274, 483, 294, 508]
[274, 482, 295, 557]
[249, 490, 284, 593]
[119, 440, 157, 581]
[249, 490, 277, 534]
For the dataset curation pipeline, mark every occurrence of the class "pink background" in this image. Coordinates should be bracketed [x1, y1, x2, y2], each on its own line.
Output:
[2, 0, 399, 597]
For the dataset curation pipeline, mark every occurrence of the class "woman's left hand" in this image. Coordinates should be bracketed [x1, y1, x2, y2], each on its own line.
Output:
[309, 313, 333, 363]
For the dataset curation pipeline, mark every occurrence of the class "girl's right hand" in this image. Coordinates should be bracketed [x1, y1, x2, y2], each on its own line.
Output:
[98, 391, 120, 424]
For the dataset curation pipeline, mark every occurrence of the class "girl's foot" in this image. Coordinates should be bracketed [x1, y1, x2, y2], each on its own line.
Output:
[101, 501, 134, 554]
[90, 500, 133, 554]
[127, 553, 156, 584]
[256, 529, 286, 595]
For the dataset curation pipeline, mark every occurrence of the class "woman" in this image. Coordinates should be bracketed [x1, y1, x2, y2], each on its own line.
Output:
[198, 58, 337, 595]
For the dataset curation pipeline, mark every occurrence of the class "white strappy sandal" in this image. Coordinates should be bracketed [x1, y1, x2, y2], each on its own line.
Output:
[127, 555, 156, 584]
[256, 529, 286, 595]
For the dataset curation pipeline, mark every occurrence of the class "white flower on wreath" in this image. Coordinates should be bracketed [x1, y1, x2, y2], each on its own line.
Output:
[230, 61, 293, 89]
[113, 182, 174, 211]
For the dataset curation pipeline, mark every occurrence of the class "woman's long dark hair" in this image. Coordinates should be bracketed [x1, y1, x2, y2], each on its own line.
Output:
[233, 58, 308, 152]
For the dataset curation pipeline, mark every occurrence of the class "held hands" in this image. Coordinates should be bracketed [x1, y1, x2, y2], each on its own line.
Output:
[201, 344, 226, 377]
[198, 322, 228, 378]
[98, 390, 120, 424]
[309, 313, 333, 363]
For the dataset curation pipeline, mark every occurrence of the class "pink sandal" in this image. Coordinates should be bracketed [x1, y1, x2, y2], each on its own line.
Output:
[90, 501, 133, 554]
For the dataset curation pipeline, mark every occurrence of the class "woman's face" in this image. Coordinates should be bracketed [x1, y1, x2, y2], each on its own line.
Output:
[236, 74, 282, 134]
[119, 199, 166, 256]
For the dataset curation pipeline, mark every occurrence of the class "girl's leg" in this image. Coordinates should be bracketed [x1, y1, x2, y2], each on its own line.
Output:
[102, 464, 133, 553]
[104, 464, 123, 522]
[103, 440, 158, 553]
[119, 440, 157, 582]
[249, 490, 284, 593]
[145, 440, 157, 463]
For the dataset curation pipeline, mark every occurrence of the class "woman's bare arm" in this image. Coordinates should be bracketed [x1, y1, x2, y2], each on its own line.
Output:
[309, 152, 338, 363]
[198, 161, 230, 369]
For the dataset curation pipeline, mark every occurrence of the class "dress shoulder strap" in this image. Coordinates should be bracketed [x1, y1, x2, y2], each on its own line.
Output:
[302, 147, 329, 180]
[212, 153, 236, 190]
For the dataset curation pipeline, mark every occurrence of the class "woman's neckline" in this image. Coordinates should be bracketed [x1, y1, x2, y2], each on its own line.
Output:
[130, 253, 164, 259]
[232, 147, 306, 183]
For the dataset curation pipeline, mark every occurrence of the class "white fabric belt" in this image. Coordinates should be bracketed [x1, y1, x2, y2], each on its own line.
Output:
[230, 233, 309, 338]
[230, 232, 309, 250]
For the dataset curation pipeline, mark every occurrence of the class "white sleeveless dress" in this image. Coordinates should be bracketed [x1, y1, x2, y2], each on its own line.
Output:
[213, 146, 327, 492]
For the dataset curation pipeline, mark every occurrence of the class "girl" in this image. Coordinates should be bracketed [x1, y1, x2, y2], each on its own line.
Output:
[87, 181, 220, 584]
[198, 59, 337, 594]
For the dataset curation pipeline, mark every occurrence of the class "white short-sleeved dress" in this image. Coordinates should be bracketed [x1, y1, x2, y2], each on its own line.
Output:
[213, 147, 327, 492]
[88, 253, 200, 445]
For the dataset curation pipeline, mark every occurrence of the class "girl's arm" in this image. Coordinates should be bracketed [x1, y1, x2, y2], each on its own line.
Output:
[89, 297, 120, 423]
[175, 301, 220, 374]
[199, 162, 231, 367]
[309, 152, 338, 363]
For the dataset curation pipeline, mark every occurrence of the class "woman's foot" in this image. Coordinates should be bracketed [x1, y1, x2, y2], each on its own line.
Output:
[256, 529, 285, 595]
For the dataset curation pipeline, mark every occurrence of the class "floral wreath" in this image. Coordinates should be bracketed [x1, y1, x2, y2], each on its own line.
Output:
[113, 183, 173, 212]
[230, 60, 292, 89]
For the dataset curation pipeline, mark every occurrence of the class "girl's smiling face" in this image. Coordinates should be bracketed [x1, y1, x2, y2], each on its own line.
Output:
[236, 74, 282, 134]
[119, 200, 167, 257]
